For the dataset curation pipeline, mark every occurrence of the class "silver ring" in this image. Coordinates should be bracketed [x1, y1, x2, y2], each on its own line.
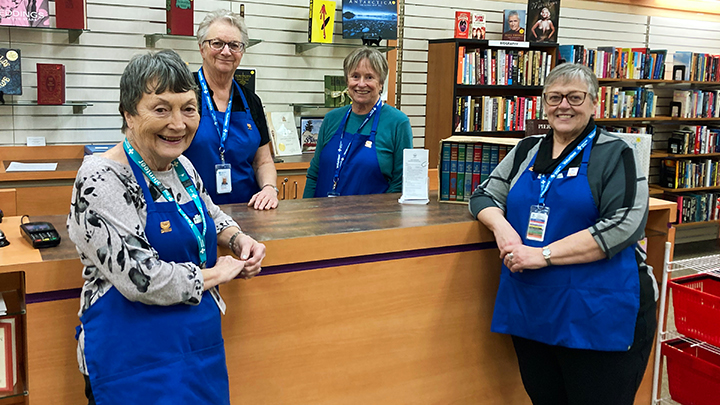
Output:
[507, 253, 514, 261]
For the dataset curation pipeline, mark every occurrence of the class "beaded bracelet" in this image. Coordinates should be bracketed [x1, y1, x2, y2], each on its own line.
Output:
[228, 230, 243, 252]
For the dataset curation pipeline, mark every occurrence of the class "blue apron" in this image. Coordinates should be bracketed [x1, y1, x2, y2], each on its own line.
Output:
[79, 155, 230, 404]
[184, 78, 261, 205]
[314, 105, 389, 197]
[492, 137, 640, 351]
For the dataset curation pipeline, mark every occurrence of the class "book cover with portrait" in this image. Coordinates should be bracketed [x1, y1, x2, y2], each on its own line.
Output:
[0, 49, 22, 95]
[471, 13, 486, 40]
[526, 0, 560, 43]
[342, 0, 397, 40]
[0, 0, 49, 27]
[502, 10, 526, 42]
[454, 11, 471, 39]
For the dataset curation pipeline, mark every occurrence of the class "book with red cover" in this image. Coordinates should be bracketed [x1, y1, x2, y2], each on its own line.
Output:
[454, 11, 471, 39]
[0, 323, 12, 392]
[166, 0, 194, 36]
[449, 143, 458, 200]
[55, 0, 87, 30]
[37, 64, 66, 105]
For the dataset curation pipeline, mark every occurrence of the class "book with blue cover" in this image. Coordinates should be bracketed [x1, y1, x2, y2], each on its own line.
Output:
[0, 49, 22, 96]
[342, 0, 397, 40]
[440, 142, 451, 200]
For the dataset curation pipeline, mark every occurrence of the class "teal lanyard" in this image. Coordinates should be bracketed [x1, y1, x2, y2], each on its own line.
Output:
[197, 67, 233, 163]
[123, 139, 208, 267]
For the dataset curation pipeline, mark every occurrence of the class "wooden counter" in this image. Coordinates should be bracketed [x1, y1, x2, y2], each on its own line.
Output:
[0, 195, 675, 404]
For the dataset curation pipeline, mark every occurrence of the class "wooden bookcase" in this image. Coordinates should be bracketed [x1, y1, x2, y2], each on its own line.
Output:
[425, 38, 557, 168]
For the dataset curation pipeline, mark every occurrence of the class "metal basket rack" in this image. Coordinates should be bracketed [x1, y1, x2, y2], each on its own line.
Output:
[651, 242, 720, 404]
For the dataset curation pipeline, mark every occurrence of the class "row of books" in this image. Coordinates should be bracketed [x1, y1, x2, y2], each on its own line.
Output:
[439, 142, 513, 202]
[453, 95, 545, 133]
[663, 192, 720, 224]
[683, 52, 720, 83]
[558, 45, 667, 80]
[672, 90, 720, 119]
[594, 86, 657, 119]
[457, 47, 553, 87]
[661, 158, 720, 189]
[598, 125, 652, 134]
[668, 127, 720, 155]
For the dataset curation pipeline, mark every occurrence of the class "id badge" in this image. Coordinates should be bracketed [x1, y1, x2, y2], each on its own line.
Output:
[209, 286, 226, 315]
[327, 191, 340, 197]
[215, 164, 232, 194]
[526, 204, 550, 242]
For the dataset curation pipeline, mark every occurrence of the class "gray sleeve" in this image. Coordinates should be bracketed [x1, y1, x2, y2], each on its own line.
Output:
[588, 134, 649, 259]
[68, 158, 204, 307]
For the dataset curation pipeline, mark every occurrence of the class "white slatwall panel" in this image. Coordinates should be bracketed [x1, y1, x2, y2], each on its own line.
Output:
[1, 0, 351, 145]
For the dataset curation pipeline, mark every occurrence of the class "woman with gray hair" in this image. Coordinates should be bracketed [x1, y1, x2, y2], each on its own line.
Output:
[304, 46, 413, 197]
[469, 63, 653, 404]
[68, 49, 265, 405]
[184, 9, 279, 210]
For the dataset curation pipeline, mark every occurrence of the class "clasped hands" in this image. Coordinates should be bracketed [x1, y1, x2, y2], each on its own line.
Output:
[495, 224, 548, 273]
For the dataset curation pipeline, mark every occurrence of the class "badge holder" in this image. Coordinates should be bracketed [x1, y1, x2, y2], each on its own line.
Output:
[215, 164, 232, 194]
[526, 204, 550, 242]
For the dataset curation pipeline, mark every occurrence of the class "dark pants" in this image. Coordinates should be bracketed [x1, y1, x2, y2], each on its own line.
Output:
[84, 374, 95, 405]
[511, 298, 656, 405]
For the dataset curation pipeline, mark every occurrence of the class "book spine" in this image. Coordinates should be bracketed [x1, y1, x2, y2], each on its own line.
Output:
[450, 143, 458, 200]
[456, 144, 466, 201]
[480, 144, 491, 184]
[488, 145, 500, 174]
[464, 144, 474, 201]
[440, 143, 451, 200]
[472, 145, 482, 191]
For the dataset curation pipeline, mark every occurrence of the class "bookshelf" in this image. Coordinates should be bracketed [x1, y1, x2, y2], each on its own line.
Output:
[425, 39, 557, 167]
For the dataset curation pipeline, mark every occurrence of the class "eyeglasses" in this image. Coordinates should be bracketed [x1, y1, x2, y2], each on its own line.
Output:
[543, 91, 588, 106]
[203, 39, 245, 53]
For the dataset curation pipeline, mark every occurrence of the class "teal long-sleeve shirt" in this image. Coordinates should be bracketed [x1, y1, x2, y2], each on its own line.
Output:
[303, 103, 414, 198]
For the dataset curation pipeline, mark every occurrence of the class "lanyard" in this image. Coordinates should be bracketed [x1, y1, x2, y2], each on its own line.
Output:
[198, 67, 234, 164]
[538, 127, 597, 205]
[332, 98, 383, 192]
[123, 139, 208, 267]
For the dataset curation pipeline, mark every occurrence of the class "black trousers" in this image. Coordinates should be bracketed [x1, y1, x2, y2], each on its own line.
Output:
[83, 374, 95, 405]
[511, 298, 656, 405]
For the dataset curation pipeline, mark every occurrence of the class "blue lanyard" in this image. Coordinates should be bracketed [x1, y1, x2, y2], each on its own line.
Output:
[123, 139, 208, 267]
[198, 67, 234, 164]
[538, 127, 597, 205]
[332, 98, 383, 191]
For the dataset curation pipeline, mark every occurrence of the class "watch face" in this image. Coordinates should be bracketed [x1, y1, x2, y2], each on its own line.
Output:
[543, 248, 551, 258]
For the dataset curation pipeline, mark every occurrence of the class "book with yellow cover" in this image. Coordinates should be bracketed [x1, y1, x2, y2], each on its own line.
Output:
[308, 0, 335, 43]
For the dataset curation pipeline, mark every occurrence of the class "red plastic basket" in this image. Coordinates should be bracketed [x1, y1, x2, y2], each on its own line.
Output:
[662, 339, 720, 405]
[670, 273, 720, 347]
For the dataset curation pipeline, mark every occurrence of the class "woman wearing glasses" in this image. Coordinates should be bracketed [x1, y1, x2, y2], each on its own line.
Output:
[184, 9, 279, 210]
[470, 63, 653, 405]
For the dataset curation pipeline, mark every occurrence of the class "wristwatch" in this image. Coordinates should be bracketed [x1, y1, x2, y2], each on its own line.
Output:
[262, 184, 280, 194]
[542, 246, 552, 266]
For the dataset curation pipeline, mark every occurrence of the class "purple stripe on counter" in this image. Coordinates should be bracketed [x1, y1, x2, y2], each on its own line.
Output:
[27, 242, 496, 303]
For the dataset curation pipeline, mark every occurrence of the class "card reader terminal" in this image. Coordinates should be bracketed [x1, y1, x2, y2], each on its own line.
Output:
[20, 221, 61, 248]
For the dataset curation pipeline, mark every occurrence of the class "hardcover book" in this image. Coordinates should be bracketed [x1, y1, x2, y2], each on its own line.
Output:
[166, 0, 194, 36]
[502, 10, 526, 42]
[234, 68, 256, 93]
[309, 0, 336, 43]
[526, 0, 559, 43]
[37, 63, 65, 105]
[454, 11, 471, 39]
[341, 0, 397, 40]
[300, 116, 323, 152]
[471, 13, 486, 40]
[0, 49, 22, 96]
[324, 75, 351, 108]
[0, 0, 49, 27]
[0, 323, 11, 392]
[266, 112, 302, 156]
[55, 0, 86, 30]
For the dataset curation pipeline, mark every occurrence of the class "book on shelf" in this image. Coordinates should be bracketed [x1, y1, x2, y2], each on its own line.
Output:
[266, 112, 302, 156]
[0, 0, 48, 27]
[309, 0, 336, 43]
[324, 75, 350, 108]
[449, 143, 458, 200]
[0, 317, 17, 387]
[0, 49, 22, 96]
[300, 116, 323, 152]
[456, 144, 466, 201]
[454, 11, 471, 39]
[525, 119, 550, 137]
[526, 0, 559, 43]
[37, 63, 66, 105]
[673, 51, 693, 81]
[166, 0, 193, 36]
[440, 142, 451, 200]
[0, 322, 11, 392]
[502, 10, 526, 42]
[55, 0, 87, 30]
[342, 0, 397, 40]
[464, 144, 475, 198]
[234, 68, 256, 94]
[471, 13, 486, 40]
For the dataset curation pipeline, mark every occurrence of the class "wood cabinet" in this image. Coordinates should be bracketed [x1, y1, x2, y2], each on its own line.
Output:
[277, 175, 306, 200]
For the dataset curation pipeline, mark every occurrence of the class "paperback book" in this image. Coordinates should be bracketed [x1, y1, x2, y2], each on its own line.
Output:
[454, 11, 471, 39]
[526, 0, 559, 43]
[342, 0, 397, 40]
[471, 13, 486, 40]
[309, 0, 336, 43]
[0, 49, 22, 96]
[502, 10, 526, 42]
[166, 0, 193, 36]
[0, 0, 49, 27]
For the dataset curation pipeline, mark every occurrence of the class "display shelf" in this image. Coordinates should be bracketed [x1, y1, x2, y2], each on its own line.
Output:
[598, 78, 720, 87]
[145, 34, 262, 49]
[453, 130, 525, 137]
[0, 101, 92, 114]
[654, 185, 720, 192]
[651, 152, 720, 159]
[295, 42, 395, 55]
[3, 26, 88, 44]
[456, 84, 544, 90]
[674, 220, 720, 228]
[595, 117, 672, 123]
[0, 290, 25, 318]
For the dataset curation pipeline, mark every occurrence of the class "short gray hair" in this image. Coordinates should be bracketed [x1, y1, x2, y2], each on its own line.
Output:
[508, 10, 519, 19]
[197, 9, 248, 50]
[543, 63, 599, 103]
[119, 49, 198, 133]
[343, 47, 389, 89]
